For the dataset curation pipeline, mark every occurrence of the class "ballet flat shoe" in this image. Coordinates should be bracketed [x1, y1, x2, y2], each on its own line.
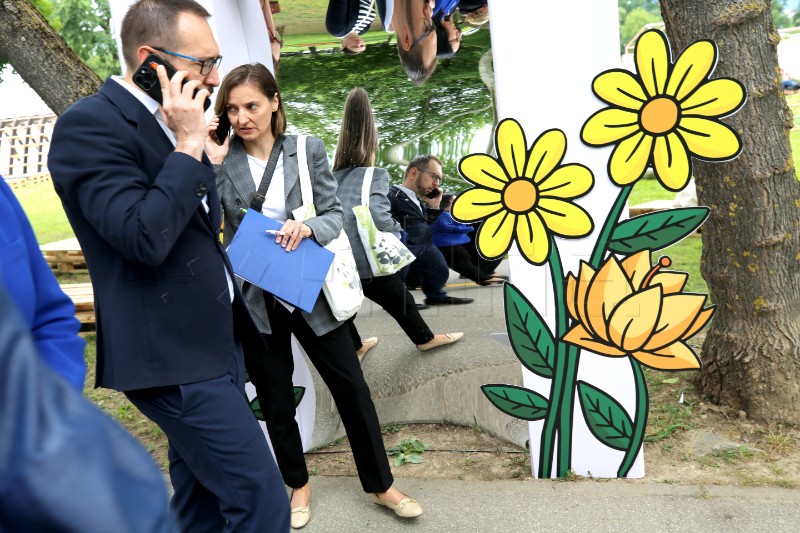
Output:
[371, 493, 423, 518]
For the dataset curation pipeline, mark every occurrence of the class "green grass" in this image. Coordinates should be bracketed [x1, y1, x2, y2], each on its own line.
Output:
[12, 181, 74, 244]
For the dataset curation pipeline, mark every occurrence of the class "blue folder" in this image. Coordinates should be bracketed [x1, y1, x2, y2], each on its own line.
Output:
[226, 210, 333, 313]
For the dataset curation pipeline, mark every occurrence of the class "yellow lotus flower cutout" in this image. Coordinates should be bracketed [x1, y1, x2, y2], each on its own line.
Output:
[562, 250, 714, 370]
[581, 29, 746, 191]
[452, 119, 594, 265]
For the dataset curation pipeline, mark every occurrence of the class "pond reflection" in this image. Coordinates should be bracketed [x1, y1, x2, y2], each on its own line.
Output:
[278, 30, 493, 191]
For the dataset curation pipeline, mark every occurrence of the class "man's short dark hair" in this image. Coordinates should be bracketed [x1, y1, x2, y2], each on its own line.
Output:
[434, 18, 456, 59]
[120, 0, 211, 71]
[405, 155, 443, 177]
[397, 46, 437, 85]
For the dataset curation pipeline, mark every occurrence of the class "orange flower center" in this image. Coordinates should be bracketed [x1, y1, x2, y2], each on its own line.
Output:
[641, 256, 672, 288]
[502, 179, 538, 213]
[640, 97, 679, 135]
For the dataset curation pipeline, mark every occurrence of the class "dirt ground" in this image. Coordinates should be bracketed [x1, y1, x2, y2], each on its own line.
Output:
[305, 374, 800, 488]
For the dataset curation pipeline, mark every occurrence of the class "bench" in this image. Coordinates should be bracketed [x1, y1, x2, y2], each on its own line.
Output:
[628, 199, 676, 217]
[41, 237, 87, 273]
[60, 282, 95, 327]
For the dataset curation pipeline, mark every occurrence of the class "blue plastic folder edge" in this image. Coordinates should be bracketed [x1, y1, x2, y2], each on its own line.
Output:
[226, 211, 334, 313]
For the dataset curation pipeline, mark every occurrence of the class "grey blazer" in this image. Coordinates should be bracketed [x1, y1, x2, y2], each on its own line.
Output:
[216, 135, 345, 336]
[334, 166, 402, 279]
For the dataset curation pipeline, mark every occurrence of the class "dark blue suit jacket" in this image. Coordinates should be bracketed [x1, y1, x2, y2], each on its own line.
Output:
[48, 79, 265, 391]
[388, 185, 442, 246]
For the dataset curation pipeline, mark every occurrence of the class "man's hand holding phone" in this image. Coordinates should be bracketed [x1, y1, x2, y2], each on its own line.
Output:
[154, 64, 209, 160]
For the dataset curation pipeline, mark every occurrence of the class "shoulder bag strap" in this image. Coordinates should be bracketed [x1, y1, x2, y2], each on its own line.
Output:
[249, 134, 285, 212]
[295, 134, 314, 207]
[360, 167, 374, 206]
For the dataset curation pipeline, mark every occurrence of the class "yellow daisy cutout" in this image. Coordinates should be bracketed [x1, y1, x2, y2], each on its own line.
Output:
[453, 118, 594, 265]
[581, 29, 746, 191]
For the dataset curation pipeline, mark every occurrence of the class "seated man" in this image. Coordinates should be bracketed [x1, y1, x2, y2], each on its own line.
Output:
[388, 155, 473, 306]
[430, 193, 504, 285]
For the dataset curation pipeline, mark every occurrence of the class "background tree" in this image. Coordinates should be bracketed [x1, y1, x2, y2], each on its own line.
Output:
[772, 0, 793, 28]
[619, 0, 662, 52]
[660, 0, 800, 424]
[0, 0, 100, 115]
[54, 0, 120, 79]
[0, 0, 59, 82]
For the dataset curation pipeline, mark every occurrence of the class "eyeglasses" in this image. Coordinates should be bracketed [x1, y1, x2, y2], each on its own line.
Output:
[410, 17, 435, 50]
[153, 47, 222, 75]
[416, 167, 441, 182]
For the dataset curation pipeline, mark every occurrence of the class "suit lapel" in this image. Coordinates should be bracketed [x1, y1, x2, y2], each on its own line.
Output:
[282, 135, 300, 210]
[99, 80, 174, 159]
[225, 140, 258, 204]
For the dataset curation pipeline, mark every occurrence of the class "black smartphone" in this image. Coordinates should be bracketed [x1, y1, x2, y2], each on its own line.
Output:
[214, 111, 232, 145]
[132, 54, 211, 111]
[426, 187, 442, 199]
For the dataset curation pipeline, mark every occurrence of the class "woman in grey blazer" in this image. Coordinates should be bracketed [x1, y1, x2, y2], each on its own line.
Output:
[208, 65, 422, 527]
[333, 87, 463, 355]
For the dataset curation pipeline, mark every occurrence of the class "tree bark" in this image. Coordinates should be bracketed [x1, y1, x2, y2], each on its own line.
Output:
[661, 0, 800, 423]
[0, 0, 101, 116]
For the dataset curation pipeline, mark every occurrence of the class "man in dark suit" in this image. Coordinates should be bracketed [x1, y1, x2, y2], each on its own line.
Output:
[47, 1, 289, 530]
[388, 154, 473, 306]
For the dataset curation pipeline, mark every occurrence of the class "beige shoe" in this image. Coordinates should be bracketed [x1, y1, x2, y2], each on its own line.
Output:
[357, 337, 379, 362]
[416, 332, 464, 352]
[371, 493, 423, 518]
[290, 489, 311, 529]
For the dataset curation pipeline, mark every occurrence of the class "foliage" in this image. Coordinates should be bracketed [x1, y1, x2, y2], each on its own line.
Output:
[772, 0, 793, 28]
[54, 0, 120, 79]
[387, 437, 428, 466]
[618, 0, 662, 53]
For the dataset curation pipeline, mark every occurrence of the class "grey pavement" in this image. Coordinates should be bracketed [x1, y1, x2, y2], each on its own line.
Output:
[294, 261, 800, 532]
[297, 477, 800, 532]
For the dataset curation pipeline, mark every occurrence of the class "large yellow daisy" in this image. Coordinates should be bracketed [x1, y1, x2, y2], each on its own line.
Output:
[581, 29, 746, 191]
[452, 118, 594, 265]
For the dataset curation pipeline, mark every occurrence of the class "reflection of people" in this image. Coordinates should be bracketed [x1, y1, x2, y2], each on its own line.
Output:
[211, 64, 424, 528]
[0, 178, 86, 391]
[0, 285, 177, 533]
[389, 156, 474, 305]
[431, 193, 504, 285]
[327, 0, 375, 54]
[333, 88, 465, 353]
[434, 14, 462, 58]
[259, 0, 283, 73]
[393, 0, 438, 83]
[47, 1, 289, 530]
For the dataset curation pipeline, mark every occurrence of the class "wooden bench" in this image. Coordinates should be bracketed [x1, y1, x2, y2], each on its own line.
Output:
[60, 282, 95, 327]
[628, 199, 675, 217]
[41, 237, 87, 272]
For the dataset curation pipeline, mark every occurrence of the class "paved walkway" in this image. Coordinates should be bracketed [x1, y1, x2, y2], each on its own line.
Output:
[298, 477, 800, 532]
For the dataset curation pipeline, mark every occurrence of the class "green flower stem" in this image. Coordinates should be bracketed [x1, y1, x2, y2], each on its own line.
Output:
[538, 236, 566, 478]
[618, 357, 649, 477]
[556, 343, 580, 477]
[589, 184, 632, 268]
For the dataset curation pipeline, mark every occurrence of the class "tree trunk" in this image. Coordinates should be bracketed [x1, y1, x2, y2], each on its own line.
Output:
[661, 0, 800, 423]
[0, 0, 101, 116]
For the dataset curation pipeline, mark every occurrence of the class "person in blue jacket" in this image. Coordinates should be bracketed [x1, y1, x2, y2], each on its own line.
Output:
[0, 177, 86, 390]
[430, 193, 504, 286]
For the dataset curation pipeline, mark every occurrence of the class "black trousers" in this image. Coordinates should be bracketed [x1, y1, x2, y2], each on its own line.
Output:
[440, 243, 503, 283]
[348, 273, 435, 347]
[252, 294, 394, 493]
[125, 348, 289, 533]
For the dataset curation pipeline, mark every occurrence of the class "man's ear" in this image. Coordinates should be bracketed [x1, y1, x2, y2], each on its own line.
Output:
[399, 28, 413, 52]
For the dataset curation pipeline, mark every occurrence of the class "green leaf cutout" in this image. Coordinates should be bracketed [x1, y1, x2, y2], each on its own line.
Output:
[249, 397, 264, 421]
[608, 207, 709, 254]
[293, 386, 306, 408]
[249, 386, 306, 422]
[577, 381, 633, 451]
[481, 384, 549, 421]
[504, 283, 556, 378]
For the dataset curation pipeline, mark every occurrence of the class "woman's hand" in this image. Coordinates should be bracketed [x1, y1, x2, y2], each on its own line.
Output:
[205, 116, 229, 164]
[275, 219, 312, 251]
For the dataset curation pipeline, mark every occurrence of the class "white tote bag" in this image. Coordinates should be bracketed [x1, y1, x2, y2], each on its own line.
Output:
[353, 167, 415, 276]
[291, 135, 363, 321]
